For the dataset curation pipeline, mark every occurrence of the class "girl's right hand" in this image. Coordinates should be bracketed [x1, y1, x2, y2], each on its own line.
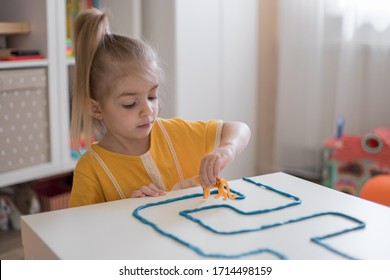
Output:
[131, 184, 166, 198]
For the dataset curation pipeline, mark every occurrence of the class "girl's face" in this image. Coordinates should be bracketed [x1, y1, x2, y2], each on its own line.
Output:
[95, 73, 159, 148]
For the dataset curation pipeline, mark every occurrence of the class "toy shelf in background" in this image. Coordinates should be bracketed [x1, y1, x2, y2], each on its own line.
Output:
[322, 119, 390, 197]
[0, 22, 31, 56]
[0, 54, 44, 61]
[66, 0, 104, 58]
[0, 22, 30, 52]
[0, 22, 30, 35]
[0, 22, 45, 61]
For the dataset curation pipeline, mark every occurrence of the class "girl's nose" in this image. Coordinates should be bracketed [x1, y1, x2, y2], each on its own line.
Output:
[141, 100, 154, 116]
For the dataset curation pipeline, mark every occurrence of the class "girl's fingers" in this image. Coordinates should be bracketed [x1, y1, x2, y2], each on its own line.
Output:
[140, 185, 159, 197]
[131, 184, 166, 198]
[139, 184, 166, 197]
[206, 156, 218, 186]
[199, 155, 218, 187]
[131, 190, 145, 198]
[147, 184, 166, 195]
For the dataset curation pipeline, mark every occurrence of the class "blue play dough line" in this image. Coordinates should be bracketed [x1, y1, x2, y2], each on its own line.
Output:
[132, 177, 366, 259]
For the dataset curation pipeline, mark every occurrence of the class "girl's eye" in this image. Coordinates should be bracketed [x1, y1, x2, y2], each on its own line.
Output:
[148, 96, 158, 101]
[123, 103, 136, 109]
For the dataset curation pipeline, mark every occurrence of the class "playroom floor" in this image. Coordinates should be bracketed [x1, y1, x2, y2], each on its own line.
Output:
[0, 229, 24, 260]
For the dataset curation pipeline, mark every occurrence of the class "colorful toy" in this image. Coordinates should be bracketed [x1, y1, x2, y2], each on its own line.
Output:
[359, 174, 390, 206]
[203, 177, 237, 200]
[322, 126, 390, 196]
[13, 183, 40, 215]
[0, 182, 40, 231]
[66, 38, 73, 58]
[0, 197, 12, 231]
[70, 131, 88, 159]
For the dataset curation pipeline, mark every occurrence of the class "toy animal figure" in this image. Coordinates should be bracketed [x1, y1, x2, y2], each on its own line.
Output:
[203, 177, 237, 201]
[0, 197, 12, 231]
[13, 183, 40, 215]
[0, 182, 40, 231]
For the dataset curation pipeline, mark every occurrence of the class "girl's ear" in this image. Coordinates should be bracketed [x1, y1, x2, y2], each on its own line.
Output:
[90, 99, 103, 120]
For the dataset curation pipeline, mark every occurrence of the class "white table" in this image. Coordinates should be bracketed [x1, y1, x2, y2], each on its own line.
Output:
[21, 172, 390, 259]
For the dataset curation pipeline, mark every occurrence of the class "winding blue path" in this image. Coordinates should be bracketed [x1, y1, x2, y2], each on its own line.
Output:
[133, 177, 365, 259]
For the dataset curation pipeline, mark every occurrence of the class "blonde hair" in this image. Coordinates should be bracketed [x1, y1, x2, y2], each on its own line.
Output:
[71, 8, 162, 152]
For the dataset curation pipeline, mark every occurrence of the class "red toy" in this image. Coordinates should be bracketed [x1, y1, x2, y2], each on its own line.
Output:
[322, 127, 390, 196]
[360, 175, 390, 207]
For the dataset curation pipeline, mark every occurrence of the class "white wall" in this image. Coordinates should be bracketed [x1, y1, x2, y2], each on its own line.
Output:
[104, 0, 142, 38]
[175, 0, 221, 120]
[143, 0, 259, 180]
[142, 0, 177, 118]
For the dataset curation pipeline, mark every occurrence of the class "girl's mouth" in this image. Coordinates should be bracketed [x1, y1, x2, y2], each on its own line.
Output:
[137, 121, 153, 129]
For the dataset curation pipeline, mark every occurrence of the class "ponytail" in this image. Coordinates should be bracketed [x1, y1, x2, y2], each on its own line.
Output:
[71, 8, 109, 153]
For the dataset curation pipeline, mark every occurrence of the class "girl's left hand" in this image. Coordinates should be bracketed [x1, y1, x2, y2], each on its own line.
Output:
[131, 184, 166, 198]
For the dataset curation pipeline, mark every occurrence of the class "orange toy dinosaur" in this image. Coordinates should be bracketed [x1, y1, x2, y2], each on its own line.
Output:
[203, 177, 237, 201]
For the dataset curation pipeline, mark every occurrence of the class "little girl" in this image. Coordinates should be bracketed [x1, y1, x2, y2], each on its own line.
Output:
[69, 8, 251, 207]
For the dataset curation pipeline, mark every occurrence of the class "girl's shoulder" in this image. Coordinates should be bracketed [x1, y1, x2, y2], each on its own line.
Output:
[155, 118, 223, 143]
[74, 144, 113, 170]
[156, 117, 188, 127]
[157, 117, 221, 131]
[73, 145, 97, 167]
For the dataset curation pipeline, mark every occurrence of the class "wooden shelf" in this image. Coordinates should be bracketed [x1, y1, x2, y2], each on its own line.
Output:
[0, 58, 48, 69]
[0, 22, 30, 35]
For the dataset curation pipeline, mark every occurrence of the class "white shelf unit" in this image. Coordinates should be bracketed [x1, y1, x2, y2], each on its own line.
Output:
[0, 0, 66, 188]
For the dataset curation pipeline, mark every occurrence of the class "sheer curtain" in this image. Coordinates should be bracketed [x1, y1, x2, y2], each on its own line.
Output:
[273, 0, 390, 179]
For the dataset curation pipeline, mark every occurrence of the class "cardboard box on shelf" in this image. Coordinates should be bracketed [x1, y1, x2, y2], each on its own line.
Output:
[0, 22, 30, 35]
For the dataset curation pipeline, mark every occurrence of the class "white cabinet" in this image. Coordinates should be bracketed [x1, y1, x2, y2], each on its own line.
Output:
[0, 0, 65, 188]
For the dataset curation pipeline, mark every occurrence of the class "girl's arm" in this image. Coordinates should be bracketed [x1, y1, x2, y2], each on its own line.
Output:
[199, 121, 251, 188]
[69, 171, 106, 207]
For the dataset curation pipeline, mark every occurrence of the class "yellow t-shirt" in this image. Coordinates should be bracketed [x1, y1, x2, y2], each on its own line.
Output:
[69, 118, 222, 207]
